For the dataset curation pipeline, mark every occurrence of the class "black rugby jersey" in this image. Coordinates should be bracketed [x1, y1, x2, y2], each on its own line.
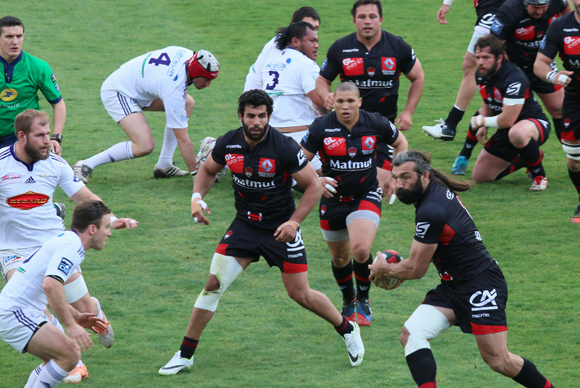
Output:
[414, 182, 494, 284]
[319, 31, 416, 120]
[475, 0, 506, 18]
[540, 11, 580, 95]
[476, 60, 548, 124]
[301, 110, 399, 198]
[491, 0, 567, 68]
[211, 126, 308, 229]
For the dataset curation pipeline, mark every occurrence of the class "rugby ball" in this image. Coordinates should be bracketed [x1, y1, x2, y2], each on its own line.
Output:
[373, 250, 404, 290]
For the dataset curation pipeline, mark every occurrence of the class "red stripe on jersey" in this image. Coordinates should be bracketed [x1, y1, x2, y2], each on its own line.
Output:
[283, 262, 308, 273]
[358, 200, 381, 216]
[215, 244, 228, 255]
[543, 380, 553, 388]
[471, 322, 507, 335]
[381, 159, 392, 170]
[320, 219, 331, 230]
[439, 224, 455, 245]
[419, 383, 437, 388]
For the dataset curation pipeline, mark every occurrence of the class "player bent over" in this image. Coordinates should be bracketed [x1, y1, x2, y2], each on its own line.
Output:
[369, 150, 558, 388]
[73, 48, 219, 183]
[467, 36, 551, 191]
[301, 82, 408, 326]
[0, 200, 130, 388]
[159, 90, 364, 375]
[535, 0, 580, 221]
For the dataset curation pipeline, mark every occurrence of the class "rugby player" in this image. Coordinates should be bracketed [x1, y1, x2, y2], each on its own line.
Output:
[301, 82, 408, 326]
[535, 0, 580, 221]
[370, 150, 558, 388]
[158, 90, 364, 376]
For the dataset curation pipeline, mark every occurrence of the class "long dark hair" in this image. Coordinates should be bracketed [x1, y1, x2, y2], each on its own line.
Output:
[393, 150, 472, 193]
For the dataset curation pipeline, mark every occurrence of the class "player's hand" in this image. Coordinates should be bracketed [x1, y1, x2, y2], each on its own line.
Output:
[554, 70, 573, 87]
[324, 92, 334, 111]
[319, 177, 337, 198]
[437, 5, 450, 24]
[476, 127, 488, 145]
[111, 218, 138, 230]
[50, 139, 62, 156]
[192, 196, 211, 225]
[75, 312, 107, 332]
[67, 322, 94, 352]
[274, 220, 299, 243]
[395, 111, 412, 131]
[383, 179, 396, 205]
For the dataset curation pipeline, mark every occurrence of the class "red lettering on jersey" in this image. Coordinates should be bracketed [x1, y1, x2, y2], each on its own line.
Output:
[382, 57, 397, 71]
[342, 57, 365, 76]
[564, 36, 580, 55]
[225, 153, 244, 173]
[259, 158, 275, 173]
[493, 87, 503, 101]
[439, 224, 456, 245]
[323, 137, 346, 156]
[362, 136, 376, 151]
[6, 191, 49, 210]
[515, 26, 535, 41]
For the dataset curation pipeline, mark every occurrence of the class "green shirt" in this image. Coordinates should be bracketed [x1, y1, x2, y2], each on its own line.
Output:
[0, 51, 62, 137]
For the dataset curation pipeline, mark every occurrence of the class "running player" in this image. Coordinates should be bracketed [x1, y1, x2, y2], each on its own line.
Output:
[452, 0, 572, 175]
[370, 150, 558, 388]
[301, 82, 408, 326]
[315, 0, 423, 197]
[467, 36, 551, 191]
[73, 48, 219, 182]
[158, 90, 364, 376]
[535, 0, 580, 221]
[422, 0, 505, 140]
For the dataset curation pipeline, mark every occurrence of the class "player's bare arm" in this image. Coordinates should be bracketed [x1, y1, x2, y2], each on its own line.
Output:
[369, 240, 436, 284]
[302, 147, 337, 198]
[534, 52, 573, 87]
[70, 187, 138, 229]
[191, 153, 223, 224]
[307, 89, 331, 115]
[315, 75, 334, 111]
[396, 59, 425, 131]
[173, 127, 198, 173]
[50, 99, 66, 155]
[437, 4, 451, 25]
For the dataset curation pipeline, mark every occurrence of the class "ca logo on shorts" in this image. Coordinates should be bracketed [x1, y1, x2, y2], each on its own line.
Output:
[470, 289, 498, 311]
[286, 229, 304, 251]
[0, 89, 17, 102]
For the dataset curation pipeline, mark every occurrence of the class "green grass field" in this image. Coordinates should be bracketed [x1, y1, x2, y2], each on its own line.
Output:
[2, 0, 579, 387]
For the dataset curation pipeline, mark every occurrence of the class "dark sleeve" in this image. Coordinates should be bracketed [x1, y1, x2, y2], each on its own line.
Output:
[413, 202, 449, 244]
[396, 37, 416, 75]
[539, 20, 562, 60]
[376, 114, 400, 145]
[281, 135, 308, 175]
[301, 118, 323, 154]
[502, 68, 530, 99]
[319, 41, 341, 82]
[490, 4, 515, 40]
[210, 133, 228, 166]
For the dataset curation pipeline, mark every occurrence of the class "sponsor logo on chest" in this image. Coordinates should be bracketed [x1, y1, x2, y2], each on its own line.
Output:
[342, 57, 365, 76]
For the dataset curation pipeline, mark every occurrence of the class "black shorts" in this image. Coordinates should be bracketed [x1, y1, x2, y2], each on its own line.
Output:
[484, 118, 550, 162]
[215, 218, 308, 273]
[319, 186, 382, 231]
[423, 262, 508, 335]
[522, 65, 562, 95]
[561, 93, 580, 142]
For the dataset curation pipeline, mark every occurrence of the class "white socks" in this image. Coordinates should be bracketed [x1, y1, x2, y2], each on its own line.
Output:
[33, 359, 67, 387]
[156, 126, 178, 168]
[83, 141, 134, 169]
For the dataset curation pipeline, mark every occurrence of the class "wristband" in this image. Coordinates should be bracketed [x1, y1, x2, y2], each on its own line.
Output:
[278, 220, 300, 231]
[109, 216, 118, 226]
[443, 0, 454, 5]
[470, 115, 485, 129]
[546, 70, 557, 83]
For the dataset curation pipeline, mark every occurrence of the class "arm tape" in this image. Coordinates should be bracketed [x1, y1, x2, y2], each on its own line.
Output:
[443, 0, 454, 5]
[483, 115, 499, 129]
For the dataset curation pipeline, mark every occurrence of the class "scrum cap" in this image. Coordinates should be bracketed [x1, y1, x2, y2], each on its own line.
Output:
[188, 50, 220, 80]
[523, 0, 550, 5]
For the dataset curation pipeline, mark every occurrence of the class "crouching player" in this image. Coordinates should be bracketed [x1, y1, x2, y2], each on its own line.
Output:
[369, 150, 558, 388]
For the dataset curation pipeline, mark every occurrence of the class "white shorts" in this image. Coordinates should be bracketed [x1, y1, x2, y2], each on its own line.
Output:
[467, 28, 491, 55]
[282, 130, 322, 171]
[0, 248, 38, 281]
[1, 248, 81, 282]
[101, 82, 150, 123]
[0, 307, 49, 354]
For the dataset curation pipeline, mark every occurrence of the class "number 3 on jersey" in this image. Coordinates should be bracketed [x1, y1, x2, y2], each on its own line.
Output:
[266, 70, 280, 90]
[149, 52, 171, 66]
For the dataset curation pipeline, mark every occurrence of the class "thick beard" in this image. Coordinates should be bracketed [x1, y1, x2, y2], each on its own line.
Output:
[480, 61, 498, 81]
[243, 122, 267, 141]
[396, 179, 424, 205]
[24, 142, 49, 162]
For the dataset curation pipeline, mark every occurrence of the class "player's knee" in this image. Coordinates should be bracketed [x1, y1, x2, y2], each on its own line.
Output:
[194, 254, 243, 312]
[481, 352, 509, 375]
[287, 287, 309, 307]
[204, 274, 220, 292]
[403, 305, 450, 357]
[563, 142, 580, 169]
[508, 128, 528, 148]
[472, 168, 494, 183]
[351, 243, 370, 262]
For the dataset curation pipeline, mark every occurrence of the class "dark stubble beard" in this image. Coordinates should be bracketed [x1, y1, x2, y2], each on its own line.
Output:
[24, 142, 49, 162]
[396, 178, 424, 205]
[480, 60, 499, 81]
[243, 122, 268, 141]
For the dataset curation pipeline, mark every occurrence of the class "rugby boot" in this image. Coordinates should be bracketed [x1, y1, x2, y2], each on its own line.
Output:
[530, 176, 548, 191]
[343, 322, 364, 367]
[422, 119, 456, 141]
[53, 202, 66, 221]
[356, 298, 373, 326]
[159, 351, 194, 375]
[72, 162, 92, 184]
[451, 156, 469, 175]
[572, 203, 580, 224]
[341, 295, 357, 322]
[63, 363, 88, 384]
[153, 162, 189, 178]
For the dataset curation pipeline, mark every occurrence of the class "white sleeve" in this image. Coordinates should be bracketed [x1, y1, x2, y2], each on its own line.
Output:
[45, 242, 83, 283]
[56, 158, 85, 197]
[300, 61, 320, 94]
[163, 89, 189, 129]
[244, 38, 277, 92]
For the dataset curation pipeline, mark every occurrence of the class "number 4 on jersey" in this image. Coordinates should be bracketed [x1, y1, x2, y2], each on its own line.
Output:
[149, 52, 171, 66]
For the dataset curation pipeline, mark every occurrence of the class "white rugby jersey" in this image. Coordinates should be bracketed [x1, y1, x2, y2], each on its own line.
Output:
[0, 145, 84, 250]
[0, 231, 84, 311]
[261, 47, 320, 128]
[244, 37, 277, 92]
[102, 46, 193, 129]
